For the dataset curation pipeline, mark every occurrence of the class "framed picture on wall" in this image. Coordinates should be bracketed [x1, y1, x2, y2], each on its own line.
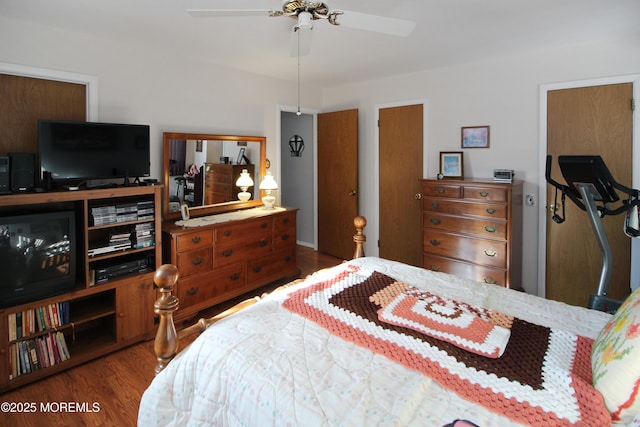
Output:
[439, 151, 464, 179]
[461, 125, 490, 148]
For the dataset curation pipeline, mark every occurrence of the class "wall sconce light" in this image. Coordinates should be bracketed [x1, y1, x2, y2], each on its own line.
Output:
[235, 169, 254, 202]
[289, 134, 305, 157]
[259, 171, 278, 209]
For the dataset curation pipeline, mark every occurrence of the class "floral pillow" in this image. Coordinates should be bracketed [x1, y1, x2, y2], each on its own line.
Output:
[592, 288, 640, 423]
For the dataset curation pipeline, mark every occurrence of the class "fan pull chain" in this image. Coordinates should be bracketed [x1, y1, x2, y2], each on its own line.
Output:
[297, 28, 302, 116]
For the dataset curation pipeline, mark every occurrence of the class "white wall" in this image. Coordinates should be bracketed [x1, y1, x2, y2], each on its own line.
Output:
[0, 16, 323, 185]
[3, 15, 640, 295]
[321, 38, 640, 295]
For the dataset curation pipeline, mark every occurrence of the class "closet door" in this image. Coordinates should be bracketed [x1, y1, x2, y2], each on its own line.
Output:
[546, 83, 632, 307]
[0, 73, 86, 154]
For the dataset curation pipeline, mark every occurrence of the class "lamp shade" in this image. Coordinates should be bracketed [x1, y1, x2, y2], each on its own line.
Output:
[236, 169, 254, 188]
[259, 171, 278, 191]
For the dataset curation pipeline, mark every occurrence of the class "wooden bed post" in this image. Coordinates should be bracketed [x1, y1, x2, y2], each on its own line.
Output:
[152, 264, 180, 375]
[353, 215, 367, 259]
[151, 216, 368, 374]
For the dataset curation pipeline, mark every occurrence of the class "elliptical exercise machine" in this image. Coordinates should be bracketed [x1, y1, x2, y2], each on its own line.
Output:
[545, 155, 640, 313]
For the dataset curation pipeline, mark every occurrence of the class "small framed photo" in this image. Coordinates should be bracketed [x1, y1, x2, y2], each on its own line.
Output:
[439, 151, 464, 179]
[461, 125, 490, 148]
[195, 140, 203, 152]
[236, 148, 246, 165]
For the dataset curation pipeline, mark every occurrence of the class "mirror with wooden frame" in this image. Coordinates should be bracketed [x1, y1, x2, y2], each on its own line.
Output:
[162, 132, 267, 221]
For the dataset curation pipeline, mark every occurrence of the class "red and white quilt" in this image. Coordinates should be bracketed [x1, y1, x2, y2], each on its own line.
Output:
[283, 265, 610, 426]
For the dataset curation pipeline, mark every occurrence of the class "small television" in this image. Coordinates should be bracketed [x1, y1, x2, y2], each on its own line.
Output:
[38, 120, 150, 186]
[0, 211, 77, 308]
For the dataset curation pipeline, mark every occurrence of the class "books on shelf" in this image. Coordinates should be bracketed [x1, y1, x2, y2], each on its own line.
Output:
[8, 331, 70, 380]
[7, 302, 70, 341]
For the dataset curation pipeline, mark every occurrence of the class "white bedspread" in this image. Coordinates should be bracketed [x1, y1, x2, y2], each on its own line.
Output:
[138, 257, 613, 426]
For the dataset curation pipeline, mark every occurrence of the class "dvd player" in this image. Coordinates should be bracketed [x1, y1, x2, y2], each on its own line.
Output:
[95, 258, 150, 283]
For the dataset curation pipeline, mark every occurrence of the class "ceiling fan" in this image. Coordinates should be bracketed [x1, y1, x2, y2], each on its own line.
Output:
[187, 1, 416, 37]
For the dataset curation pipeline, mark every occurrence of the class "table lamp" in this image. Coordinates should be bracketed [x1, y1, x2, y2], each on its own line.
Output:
[235, 169, 254, 202]
[259, 171, 278, 209]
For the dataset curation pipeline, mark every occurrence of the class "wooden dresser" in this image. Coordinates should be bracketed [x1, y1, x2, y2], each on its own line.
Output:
[204, 163, 255, 205]
[421, 178, 523, 289]
[162, 207, 299, 322]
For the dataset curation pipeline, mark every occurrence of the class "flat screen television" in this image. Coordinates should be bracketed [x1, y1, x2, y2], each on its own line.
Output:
[38, 120, 150, 186]
[0, 210, 76, 308]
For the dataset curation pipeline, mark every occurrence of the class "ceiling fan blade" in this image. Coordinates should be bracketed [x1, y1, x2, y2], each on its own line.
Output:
[187, 9, 272, 18]
[289, 28, 313, 57]
[338, 11, 416, 37]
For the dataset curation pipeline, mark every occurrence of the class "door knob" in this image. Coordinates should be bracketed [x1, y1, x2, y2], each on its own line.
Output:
[414, 193, 422, 200]
[349, 190, 357, 196]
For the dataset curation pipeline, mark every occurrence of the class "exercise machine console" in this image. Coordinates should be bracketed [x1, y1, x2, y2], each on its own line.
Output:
[545, 155, 639, 313]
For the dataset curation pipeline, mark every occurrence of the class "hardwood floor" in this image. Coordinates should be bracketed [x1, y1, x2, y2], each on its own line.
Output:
[0, 246, 342, 427]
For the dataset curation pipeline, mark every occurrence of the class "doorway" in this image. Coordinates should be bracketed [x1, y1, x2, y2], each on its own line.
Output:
[280, 111, 315, 247]
[539, 76, 640, 303]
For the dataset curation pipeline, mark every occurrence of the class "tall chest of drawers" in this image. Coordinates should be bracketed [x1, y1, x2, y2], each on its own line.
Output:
[204, 163, 255, 205]
[421, 179, 523, 289]
[162, 207, 299, 322]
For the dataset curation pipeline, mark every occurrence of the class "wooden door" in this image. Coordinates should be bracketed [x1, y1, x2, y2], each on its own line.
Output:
[0, 73, 86, 155]
[546, 83, 633, 307]
[379, 104, 424, 266]
[317, 109, 358, 259]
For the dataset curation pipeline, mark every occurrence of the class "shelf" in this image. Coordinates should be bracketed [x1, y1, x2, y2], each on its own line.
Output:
[0, 185, 161, 392]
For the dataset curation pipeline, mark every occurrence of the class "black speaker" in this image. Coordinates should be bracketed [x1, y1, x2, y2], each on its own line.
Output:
[9, 152, 35, 192]
[0, 156, 9, 193]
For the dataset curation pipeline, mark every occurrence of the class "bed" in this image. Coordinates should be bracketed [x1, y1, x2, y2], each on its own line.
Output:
[139, 216, 640, 426]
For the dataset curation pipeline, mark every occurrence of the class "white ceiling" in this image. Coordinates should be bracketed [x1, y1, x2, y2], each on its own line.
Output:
[2, 0, 639, 87]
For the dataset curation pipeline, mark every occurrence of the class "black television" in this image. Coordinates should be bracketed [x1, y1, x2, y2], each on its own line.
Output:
[0, 211, 77, 308]
[38, 120, 150, 186]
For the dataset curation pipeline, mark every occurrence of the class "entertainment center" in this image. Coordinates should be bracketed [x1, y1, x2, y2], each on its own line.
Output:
[0, 185, 162, 392]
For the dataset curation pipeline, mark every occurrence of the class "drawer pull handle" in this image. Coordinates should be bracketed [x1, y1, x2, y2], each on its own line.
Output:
[428, 265, 440, 272]
[281, 234, 290, 241]
[484, 249, 497, 257]
[437, 187, 445, 194]
[484, 225, 496, 233]
[186, 287, 199, 296]
[222, 249, 233, 257]
[479, 191, 489, 197]
[230, 273, 240, 281]
[253, 266, 262, 273]
[486, 208, 496, 214]
[429, 218, 441, 225]
[285, 255, 292, 262]
[259, 239, 269, 247]
[191, 236, 201, 244]
[191, 257, 203, 265]
[260, 222, 268, 229]
[483, 277, 497, 284]
[429, 239, 441, 246]
[283, 218, 289, 224]
[431, 202, 440, 209]
[224, 230, 232, 237]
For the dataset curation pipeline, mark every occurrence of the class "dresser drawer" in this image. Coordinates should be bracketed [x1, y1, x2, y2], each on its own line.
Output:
[423, 197, 508, 219]
[215, 233, 272, 267]
[216, 218, 273, 243]
[176, 246, 213, 277]
[423, 254, 507, 286]
[423, 230, 507, 269]
[274, 212, 296, 230]
[208, 165, 233, 183]
[463, 185, 508, 203]
[423, 212, 507, 240]
[422, 183, 462, 198]
[177, 263, 245, 311]
[248, 247, 297, 283]
[176, 230, 213, 252]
